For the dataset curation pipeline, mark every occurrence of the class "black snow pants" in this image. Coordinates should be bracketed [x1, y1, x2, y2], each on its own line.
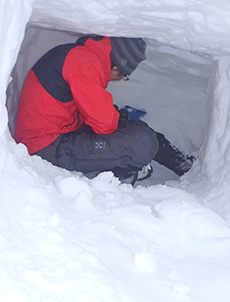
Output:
[35, 119, 159, 176]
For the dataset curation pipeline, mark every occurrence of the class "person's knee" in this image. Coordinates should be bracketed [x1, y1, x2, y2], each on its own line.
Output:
[121, 120, 159, 165]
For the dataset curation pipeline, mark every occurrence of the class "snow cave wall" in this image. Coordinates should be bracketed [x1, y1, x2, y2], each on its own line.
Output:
[2, 0, 230, 219]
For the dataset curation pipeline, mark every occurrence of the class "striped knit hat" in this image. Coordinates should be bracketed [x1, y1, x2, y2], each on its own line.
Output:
[110, 37, 146, 75]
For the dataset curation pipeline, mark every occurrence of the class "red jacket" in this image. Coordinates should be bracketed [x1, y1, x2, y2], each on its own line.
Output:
[15, 36, 119, 154]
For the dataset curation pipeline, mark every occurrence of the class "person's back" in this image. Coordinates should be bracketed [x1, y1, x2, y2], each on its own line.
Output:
[15, 36, 119, 155]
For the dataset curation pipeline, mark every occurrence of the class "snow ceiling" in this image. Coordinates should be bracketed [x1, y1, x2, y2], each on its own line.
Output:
[2, 0, 230, 217]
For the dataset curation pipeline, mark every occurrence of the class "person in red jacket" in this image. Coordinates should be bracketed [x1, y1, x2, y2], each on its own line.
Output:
[15, 35, 194, 183]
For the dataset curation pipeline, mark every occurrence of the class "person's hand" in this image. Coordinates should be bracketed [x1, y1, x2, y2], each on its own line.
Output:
[114, 104, 129, 120]
[118, 108, 129, 120]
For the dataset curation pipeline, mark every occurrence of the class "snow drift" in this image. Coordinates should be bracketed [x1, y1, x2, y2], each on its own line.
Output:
[1, 0, 230, 301]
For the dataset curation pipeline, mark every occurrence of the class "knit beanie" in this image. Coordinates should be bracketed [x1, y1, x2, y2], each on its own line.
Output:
[110, 37, 146, 75]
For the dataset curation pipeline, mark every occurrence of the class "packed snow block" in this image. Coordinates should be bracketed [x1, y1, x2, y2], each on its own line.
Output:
[55, 176, 92, 199]
[91, 171, 121, 191]
[134, 252, 158, 273]
[48, 212, 61, 228]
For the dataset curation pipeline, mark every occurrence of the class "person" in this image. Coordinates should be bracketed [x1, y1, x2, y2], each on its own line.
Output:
[15, 35, 194, 184]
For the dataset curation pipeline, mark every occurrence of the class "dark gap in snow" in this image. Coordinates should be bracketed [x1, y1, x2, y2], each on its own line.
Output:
[6, 24, 214, 185]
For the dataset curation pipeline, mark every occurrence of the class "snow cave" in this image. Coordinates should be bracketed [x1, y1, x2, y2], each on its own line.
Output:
[1, 1, 230, 301]
[6, 23, 213, 185]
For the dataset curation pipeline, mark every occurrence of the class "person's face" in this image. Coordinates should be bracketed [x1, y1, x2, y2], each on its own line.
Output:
[110, 66, 126, 82]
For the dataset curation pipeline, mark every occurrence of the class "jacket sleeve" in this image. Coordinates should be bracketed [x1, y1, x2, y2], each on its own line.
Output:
[63, 56, 119, 135]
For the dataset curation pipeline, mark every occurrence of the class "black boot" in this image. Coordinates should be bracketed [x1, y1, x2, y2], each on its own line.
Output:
[153, 132, 195, 176]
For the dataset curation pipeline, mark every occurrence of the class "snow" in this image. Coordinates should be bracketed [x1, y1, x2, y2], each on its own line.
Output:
[2, 0, 230, 301]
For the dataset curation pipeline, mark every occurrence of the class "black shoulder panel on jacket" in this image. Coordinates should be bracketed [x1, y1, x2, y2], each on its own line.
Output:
[76, 35, 104, 46]
[32, 43, 76, 103]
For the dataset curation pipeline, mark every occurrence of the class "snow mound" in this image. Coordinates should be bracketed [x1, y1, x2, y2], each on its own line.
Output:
[155, 194, 230, 243]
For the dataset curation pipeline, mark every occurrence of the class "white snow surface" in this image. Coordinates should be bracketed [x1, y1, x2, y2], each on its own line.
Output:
[1, 0, 230, 301]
